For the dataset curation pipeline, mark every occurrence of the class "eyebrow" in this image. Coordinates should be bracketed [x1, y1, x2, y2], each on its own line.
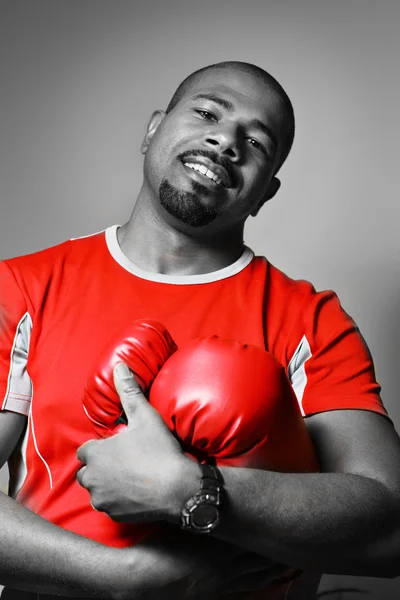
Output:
[191, 93, 278, 150]
[191, 93, 234, 112]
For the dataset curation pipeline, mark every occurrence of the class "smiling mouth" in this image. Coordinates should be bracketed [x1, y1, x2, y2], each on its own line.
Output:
[183, 162, 224, 187]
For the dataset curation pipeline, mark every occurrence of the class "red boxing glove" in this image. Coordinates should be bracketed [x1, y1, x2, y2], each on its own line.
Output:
[149, 335, 319, 473]
[83, 320, 177, 437]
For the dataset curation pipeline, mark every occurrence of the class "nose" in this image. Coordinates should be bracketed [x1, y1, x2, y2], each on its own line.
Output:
[204, 124, 242, 161]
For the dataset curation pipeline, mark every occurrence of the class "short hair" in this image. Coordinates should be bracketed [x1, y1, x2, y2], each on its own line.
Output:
[166, 61, 295, 171]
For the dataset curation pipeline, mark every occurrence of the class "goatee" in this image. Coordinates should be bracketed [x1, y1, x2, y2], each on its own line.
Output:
[159, 179, 217, 227]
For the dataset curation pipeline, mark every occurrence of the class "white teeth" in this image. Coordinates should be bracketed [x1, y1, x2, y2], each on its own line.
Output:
[183, 162, 224, 186]
[209, 172, 222, 185]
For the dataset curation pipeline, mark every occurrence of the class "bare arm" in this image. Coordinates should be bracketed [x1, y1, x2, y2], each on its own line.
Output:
[0, 410, 26, 467]
[0, 411, 137, 597]
[189, 410, 400, 577]
[0, 488, 137, 597]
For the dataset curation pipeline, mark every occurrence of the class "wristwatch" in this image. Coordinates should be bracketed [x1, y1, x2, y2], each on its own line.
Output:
[181, 463, 224, 534]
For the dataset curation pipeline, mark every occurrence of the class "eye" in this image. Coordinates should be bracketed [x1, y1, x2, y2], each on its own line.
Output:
[195, 109, 218, 122]
[247, 137, 267, 155]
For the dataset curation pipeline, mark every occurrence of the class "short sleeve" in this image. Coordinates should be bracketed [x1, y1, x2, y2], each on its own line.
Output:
[288, 289, 388, 419]
[0, 261, 33, 415]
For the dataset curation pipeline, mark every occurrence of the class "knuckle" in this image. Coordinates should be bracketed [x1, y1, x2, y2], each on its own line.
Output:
[79, 440, 96, 460]
[77, 466, 92, 491]
[76, 466, 85, 485]
[120, 382, 142, 396]
[89, 488, 106, 508]
[90, 496, 104, 512]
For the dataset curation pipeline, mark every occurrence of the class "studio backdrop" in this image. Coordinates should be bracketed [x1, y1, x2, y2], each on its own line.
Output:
[1, 1, 399, 598]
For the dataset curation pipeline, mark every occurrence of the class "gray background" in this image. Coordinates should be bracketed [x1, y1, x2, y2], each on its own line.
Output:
[0, 0, 399, 597]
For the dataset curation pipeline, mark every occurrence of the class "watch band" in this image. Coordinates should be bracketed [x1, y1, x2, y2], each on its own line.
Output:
[200, 462, 224, 488]
[181, 462, 224, 533]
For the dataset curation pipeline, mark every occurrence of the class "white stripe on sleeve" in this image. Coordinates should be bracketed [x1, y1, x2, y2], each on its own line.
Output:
[287, 335, 312, 417]
[3, 312, 33, 415]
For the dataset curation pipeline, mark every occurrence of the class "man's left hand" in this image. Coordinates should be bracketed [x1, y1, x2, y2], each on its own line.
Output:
[76, 362, 198, 523]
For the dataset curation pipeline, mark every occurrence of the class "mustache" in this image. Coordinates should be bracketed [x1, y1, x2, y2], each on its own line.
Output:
[177, 149, 235, 185]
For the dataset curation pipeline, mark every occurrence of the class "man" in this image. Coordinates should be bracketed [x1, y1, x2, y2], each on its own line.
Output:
[1, 61, 399, 600]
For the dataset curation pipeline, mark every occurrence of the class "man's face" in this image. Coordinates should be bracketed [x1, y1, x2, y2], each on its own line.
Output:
[142, 68, 291, 231]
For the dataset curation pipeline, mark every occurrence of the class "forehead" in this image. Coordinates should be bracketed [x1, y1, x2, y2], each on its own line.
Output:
[180, 68, 289, 128]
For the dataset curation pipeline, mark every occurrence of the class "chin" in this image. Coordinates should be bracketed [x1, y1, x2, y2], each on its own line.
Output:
[159, 179, 217, 228]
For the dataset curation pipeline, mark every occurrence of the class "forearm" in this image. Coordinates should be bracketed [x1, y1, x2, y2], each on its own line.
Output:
[174, 460, 399, 576]
[213, 467, 399, 576]
[0, 491, 145, 598]
[0, 491, 252, 600]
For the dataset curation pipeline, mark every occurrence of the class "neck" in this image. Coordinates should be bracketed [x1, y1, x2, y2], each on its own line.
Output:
[117, 188, 245, 276]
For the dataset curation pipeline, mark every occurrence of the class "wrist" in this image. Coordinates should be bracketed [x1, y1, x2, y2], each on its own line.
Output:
[181, 463, 225, 534]
[166, 457, 226, 535]
[165, 456, 202, 524]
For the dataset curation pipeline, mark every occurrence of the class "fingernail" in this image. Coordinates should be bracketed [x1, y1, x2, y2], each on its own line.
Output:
[114, 362, 131, 379]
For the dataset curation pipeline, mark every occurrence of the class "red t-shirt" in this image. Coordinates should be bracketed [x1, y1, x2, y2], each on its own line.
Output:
[0, 225, 387, 547]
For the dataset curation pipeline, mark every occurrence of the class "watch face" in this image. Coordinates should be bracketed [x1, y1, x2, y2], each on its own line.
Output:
[192, 504, 219, 528]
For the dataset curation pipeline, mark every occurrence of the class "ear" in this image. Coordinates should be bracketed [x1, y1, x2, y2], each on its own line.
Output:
[140, 110, 166, 154]
[250, 176, 281, 217]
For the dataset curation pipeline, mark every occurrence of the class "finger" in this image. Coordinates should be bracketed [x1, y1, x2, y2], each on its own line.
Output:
[76, 465, 87, 487]
[76, 438, 97, 463]
[113, 362, 149, 422]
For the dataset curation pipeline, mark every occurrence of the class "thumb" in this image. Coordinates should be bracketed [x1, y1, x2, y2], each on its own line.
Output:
[113, 362, 149, 423]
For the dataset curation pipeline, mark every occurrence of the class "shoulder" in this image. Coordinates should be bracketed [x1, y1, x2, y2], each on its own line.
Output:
[261, 258, 345, 322]
[2, 228, 107, 283]
[262, 259, 324, 302]
[260, 258, 340, 326]
[0, 228, 109, 313]
[256, 258, 352, 364]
